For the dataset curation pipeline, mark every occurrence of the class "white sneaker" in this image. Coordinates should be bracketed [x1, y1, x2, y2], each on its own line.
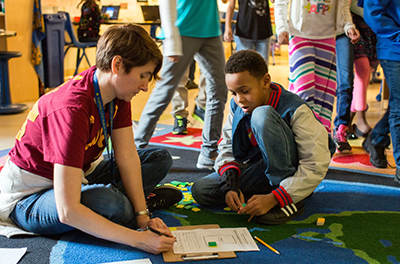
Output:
[196, 154, 215, 170]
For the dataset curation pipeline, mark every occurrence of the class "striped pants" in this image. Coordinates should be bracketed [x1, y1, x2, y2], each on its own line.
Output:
[289, 37, 337, 133]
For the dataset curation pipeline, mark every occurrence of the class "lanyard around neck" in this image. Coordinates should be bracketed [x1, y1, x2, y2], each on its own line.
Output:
[93, 70, 115, 176]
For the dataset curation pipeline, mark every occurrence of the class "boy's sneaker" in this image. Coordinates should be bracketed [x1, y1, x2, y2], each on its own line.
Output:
[146, 186, 183, 212]
[255, 200, 305, 225]
[362, 133, 387, 168]
[172, 115, 188, 135]
[192, 105, 205, 123]
[196, 154, 215, 170]
[333, 125, 352, 153]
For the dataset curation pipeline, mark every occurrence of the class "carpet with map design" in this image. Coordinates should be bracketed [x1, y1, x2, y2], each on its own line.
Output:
[1, 124, 399, 263]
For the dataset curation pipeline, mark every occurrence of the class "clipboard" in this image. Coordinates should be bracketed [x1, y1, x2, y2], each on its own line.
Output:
[162, 224, 237, 262]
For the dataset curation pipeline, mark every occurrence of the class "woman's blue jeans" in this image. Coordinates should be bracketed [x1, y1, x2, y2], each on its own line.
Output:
[10, 147, 172, 235]
[192, 106, 297, 206]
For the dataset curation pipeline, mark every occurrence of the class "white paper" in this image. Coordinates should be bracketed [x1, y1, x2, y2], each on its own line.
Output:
[0, 247, 27, 264]
[100, 259, 152, 264]
[172, 227, 259, 254]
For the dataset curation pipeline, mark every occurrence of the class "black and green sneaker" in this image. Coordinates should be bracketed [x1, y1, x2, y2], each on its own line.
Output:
[172, 115, 188, 135]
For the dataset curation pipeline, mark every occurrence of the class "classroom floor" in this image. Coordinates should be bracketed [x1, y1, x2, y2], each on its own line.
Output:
[0, 45, 387, 153]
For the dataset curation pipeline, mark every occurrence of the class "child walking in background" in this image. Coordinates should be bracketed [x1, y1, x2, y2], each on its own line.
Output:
[275, 0, 359, 132]
[192, 50, 335, 225]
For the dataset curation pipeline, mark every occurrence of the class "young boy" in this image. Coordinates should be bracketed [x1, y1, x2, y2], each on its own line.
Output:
[192, 50, 335, 225]
[0, 24, 181, 254]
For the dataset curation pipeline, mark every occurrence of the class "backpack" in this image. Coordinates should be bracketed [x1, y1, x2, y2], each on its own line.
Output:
[77, 0, 102, 42]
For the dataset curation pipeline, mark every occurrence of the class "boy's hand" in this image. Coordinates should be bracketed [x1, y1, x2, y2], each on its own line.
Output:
[347, 28, 360, 44]
[239, 193, 279, 216]
[225, 190, 245, 211]
[278, 32, 289, 45]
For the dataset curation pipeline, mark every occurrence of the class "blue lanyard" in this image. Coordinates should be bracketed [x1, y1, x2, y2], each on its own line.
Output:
[93, 70, 115, 176]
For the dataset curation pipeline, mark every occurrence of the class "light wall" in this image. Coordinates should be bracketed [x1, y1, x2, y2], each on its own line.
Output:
[5, 0, 228, 103]
[5, 0, 39, 103]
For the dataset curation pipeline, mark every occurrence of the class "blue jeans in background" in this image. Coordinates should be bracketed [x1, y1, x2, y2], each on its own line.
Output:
[234, 35, 271, 65]
[192, 106, 297, 205]
[333, 33, 354, 129]
[376, 59, 400, 167]
[10, 147, 172, 235]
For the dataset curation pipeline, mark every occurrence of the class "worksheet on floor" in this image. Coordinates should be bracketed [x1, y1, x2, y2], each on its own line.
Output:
[171, 227, 259, 254]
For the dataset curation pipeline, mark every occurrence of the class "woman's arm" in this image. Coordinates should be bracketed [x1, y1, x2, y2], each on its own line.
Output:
[53, 164, 175, 253]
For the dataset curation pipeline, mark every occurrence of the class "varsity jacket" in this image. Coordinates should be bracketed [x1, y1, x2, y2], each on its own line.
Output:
[214, 83, 335, 207]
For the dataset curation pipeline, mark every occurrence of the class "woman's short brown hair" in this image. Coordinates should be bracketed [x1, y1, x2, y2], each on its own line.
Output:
[96, 24, 163, 81]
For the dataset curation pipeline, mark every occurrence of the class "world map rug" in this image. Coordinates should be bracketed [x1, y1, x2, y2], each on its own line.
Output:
[1, 146, 400, 264]
[1, 124, 399, 263]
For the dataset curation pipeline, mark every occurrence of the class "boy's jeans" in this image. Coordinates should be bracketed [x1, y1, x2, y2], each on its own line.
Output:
[192, 106, 297, 205]
[10, 147, 172, 235]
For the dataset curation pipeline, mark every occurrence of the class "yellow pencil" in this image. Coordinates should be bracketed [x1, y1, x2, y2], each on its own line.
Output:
[247, 215, 254, 222]
[254, 236, 280, 255]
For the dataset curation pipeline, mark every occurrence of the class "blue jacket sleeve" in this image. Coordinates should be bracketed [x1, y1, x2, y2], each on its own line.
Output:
[363, 0, 400, 42]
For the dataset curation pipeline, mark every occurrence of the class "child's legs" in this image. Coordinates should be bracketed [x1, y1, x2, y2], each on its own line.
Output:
[254, 38, 271, 65]
[289, 37, 316, 109]
[195, 37, 228, 158]
[171, 67, 190, 118]
[334, 34, 354, 129]
[135, 36, 201, 148]
[233, 35, 254, 52]
[251, 106, 298, 186]
[191, 160, 275, 206]
[352, 57, 370, 112]
[313, 38, 337, 132]
[194, 72, 207, 109]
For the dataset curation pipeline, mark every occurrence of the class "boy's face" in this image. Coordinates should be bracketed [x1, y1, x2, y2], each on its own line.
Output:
[114, 61, 156, 102]
[226, 70, 271, 114]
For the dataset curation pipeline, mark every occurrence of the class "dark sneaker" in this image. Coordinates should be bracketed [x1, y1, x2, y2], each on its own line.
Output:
[362, 133, 387, 168]
[192, 105, 205, 123]
[395, 168, 400, 185]
[347, 124, 358, 140]
[185, 79, 198, 89]
[255, 200, 305, 225]
[147, 186, 183, 212]
[172, 115, 188, 135]
[333, 125, 352, 153]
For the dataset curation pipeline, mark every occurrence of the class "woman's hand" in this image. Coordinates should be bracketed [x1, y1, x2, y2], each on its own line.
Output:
[134, 218, 176, 254]
[136, 214, 151, 229]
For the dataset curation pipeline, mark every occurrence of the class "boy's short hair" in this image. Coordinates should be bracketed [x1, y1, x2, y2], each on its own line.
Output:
[96, 24, 163, 80]
[225, 50, 268, 80]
